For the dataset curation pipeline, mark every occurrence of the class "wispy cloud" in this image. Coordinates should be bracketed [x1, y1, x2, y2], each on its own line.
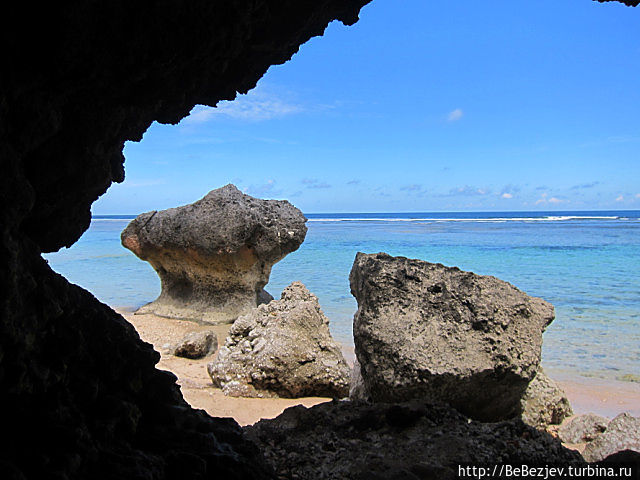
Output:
[636, 193, 640, 199]
[301, 178, 331, 189]
[499, 184, 520, 198]
[245, 179, 281, 197]
[447, 108, 464, 122]
[346, 179, 361, 185]
[184, 85, 303, 123]
[447, 185, 489, 196]
[535, 193, 566, 205]
[616, 195, 625, 202]
[570, 181, 600, 190]
[400, 184, 424, 192]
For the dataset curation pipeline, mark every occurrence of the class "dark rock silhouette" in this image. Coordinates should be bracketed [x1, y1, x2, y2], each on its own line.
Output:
[350, 252, 555, 421]
[122, 185, 307, 324]
[208, 282, 350, 398]
[245, 400, 584, 480]
[0, 1, 369, 477]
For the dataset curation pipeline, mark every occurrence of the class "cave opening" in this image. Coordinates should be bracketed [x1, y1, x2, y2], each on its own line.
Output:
[3, 0, 639, 478]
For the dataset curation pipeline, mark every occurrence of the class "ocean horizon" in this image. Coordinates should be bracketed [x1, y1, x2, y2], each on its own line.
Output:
[46, 210, 640, 383]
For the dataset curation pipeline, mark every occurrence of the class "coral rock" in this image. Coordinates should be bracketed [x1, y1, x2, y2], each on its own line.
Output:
[174, 330, 218, 359]
[521, 369, 573, 429]
[208, 282, 350, 398]
[122, 184, 307, 324]
[349, 252, 555, 421]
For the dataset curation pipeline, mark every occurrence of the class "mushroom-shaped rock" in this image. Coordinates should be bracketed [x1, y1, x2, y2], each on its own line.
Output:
[349, 252, 555, 422]
[208, 282, 350, 398]
[121, 184, 307, 324]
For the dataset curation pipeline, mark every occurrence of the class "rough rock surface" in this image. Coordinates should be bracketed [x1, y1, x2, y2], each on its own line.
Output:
[0, 1, 370, 477]
[349, 357, 370, 401]
[349, 252, 555, 421]
[121, 185, 307, 324]
[521, 369, 573, 429]
[583, 413, 640, 462]
[208, 282, 350, 398]
[558, 413, 610, 444]
[174, 330, 218, 359]
[245, 400, 584, 480]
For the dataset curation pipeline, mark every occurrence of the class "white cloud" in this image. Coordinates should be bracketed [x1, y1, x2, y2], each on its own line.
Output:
[501, 193, 513, 199]
[535, 193, 566, 205]
[447, 108, 464, 122]
[616, 195, 625, 202]
[184, 86, 303, 123]
[635, 193, 640, 199]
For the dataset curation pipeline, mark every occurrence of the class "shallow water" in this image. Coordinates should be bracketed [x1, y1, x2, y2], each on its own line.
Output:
[44, 211, 640, 381]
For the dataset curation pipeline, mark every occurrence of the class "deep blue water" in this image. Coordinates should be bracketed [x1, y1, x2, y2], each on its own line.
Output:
[44, 211, 640, 381]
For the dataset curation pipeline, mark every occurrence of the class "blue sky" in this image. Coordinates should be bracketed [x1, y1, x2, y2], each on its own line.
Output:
[94, 0, 640, 214]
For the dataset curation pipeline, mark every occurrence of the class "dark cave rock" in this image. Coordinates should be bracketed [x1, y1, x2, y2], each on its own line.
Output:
[245, 400, 584, 480]
[0, 1, 369, 478]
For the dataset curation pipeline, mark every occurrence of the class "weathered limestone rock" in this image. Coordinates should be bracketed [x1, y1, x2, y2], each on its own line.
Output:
[174, 331, 218, 359]
[521, 369, 573, 429]
[583, 413, 640, 462]
[245, 400, 584, 480]
[349, 357, 370, 402]
[349, 252, 555, 421]
[558, 413, 609, 444]
[121, 184, 307, 324]
[208, 282, 350, 398]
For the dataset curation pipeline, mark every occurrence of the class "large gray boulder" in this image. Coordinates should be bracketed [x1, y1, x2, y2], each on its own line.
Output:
[121, 184, 307, 324]
[558, 413, 609, 444]
[349, 252, 555, 421]
[521, 369, 573, 429]
[208, 282, 350, 398]
[583, 413, 640, 462]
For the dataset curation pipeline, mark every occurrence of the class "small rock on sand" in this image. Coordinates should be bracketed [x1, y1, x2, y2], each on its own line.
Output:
[174, 330, 218, 359]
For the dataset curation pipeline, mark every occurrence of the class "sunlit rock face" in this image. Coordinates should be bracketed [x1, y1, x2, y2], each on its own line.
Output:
[350, 252, 555, 422]
[0, 0, 369, 478]
[122, 185, 307, 324]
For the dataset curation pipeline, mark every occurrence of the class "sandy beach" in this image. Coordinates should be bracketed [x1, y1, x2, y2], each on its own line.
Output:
[120, 308, 640, 428]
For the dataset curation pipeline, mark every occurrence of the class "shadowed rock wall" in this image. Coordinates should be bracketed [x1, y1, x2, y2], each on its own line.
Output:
[0, 1, 368, 478]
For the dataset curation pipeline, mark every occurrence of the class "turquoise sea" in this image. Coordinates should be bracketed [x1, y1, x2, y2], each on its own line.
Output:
[44, 211, 640, 382]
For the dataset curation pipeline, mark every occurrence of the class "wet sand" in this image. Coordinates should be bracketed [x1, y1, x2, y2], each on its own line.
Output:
[120, 308, 640, 427]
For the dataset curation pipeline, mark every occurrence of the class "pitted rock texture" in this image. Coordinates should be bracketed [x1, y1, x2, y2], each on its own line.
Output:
[521, 369, 573, 429]
[349, 252, 555, 422]
[558, 413, 609, 444]
[245, 400, 584, 480]
[583, 413, 640, 463]
[208, 282, 350, 398]
[174, 330, 218, 359]
[122, 185, 307, 324]
[1, 1, 369, 477]
[349, 357, 370, 401]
